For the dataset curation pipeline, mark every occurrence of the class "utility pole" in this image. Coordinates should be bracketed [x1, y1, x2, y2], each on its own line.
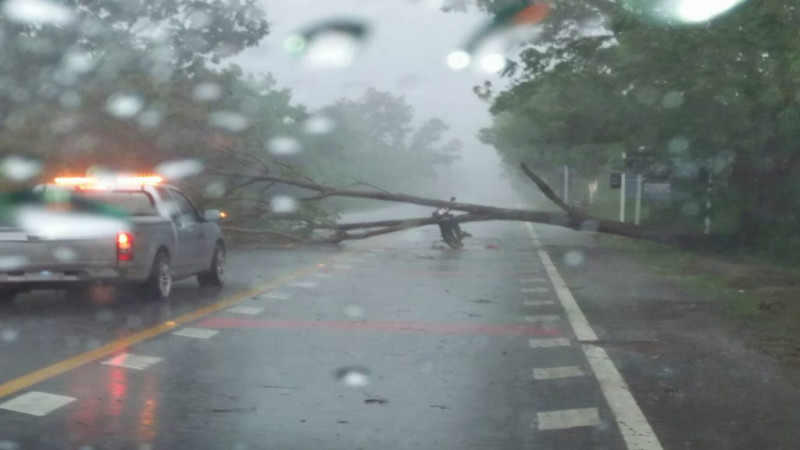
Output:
[620, 152, 627, 222]
[634, 173, 643, 225]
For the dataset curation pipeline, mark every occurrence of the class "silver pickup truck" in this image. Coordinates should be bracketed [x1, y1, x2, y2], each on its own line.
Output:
[0, 181, 226, 302]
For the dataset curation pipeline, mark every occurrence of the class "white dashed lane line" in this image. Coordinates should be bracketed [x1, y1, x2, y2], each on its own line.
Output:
[101, 353, 163, 370]
[312, 273, 334, 279]
[227, 306, 265, 315]
[525, 222, 663, 450]
[172, 327, 219, 339]
[533, 366, 586, 380]
[522, 287, 550, 293]
[538, 408, 602, 430]
[0, 391, 76, 417]
[524, 300, 555, 306]
[524, 315, 561, 323]
[529, 338, 571, 348]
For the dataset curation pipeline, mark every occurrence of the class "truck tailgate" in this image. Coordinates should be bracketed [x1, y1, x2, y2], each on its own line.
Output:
[0, 229, 117, 272]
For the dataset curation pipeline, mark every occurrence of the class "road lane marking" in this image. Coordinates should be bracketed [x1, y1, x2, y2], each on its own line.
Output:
[0, 251, 356, 401]
[537, 408, 601, 430]
[288, 281, 318, 288]
[520, 278, 547, 283]
[524, 315, 561, 323]
[533, 366, 586, 380]
[525, 223, 663, 450]
[228, 306, 265, 315]
[257, 292, 294, 300]
[101, 353, 163, 370]
[197, 317, 563, 336]
[524, 300, 555, 306]
[522, 287, 550, 293]
[312, 273, 334, 279]
[0, 391, 76, 416]
[172, 327, 219, 339]
[529, 337, 571, 348]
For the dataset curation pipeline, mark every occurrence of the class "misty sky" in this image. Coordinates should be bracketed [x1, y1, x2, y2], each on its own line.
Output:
[232, 0, 519, 204]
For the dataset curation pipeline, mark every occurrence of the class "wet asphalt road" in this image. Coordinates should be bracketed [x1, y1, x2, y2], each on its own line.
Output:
[2, 208, 800, 449]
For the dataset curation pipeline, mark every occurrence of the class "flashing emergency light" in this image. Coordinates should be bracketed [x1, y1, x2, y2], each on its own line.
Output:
[54, 175, 163, 189]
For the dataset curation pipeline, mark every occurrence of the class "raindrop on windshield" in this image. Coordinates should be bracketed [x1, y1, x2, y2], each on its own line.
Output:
[271, 196, 298, 213]
[480, 53, 507, 73]
[334, 366, 371, 387]
[193, 82, 222, 101]
[344, 305, 365, 318]
[96, 309, 113, 323]
[204, 181, 227, 198]
[668, 137, 690, 155]
[564, 250, 585, 267]
[0, 256, 27, 271]
[59, 92, 82, 109]
[268, 136, 302, 156]
[0, 329, 19, 343]
[106, 94, 145, 119]
[1, 156, 41, 182]
[209, 111, 249, 132]
[61, 51, 95, 75]
[681, 201, 700, 216]
[1, 0, 75, 26]
[0, 442, 19, 450]
[53, 247, 78, 262]
[284, 19, 370, 69]
[662, 91, 684, 109]
[303, 115, 336, 135]
[446, 50, 471, 71]
[156, 159, 205, 180]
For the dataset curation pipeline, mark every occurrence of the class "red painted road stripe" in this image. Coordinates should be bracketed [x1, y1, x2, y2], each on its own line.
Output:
[196, 317, 561, 336]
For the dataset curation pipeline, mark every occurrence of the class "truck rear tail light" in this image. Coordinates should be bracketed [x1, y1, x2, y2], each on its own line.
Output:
[117, 231, 134, 262]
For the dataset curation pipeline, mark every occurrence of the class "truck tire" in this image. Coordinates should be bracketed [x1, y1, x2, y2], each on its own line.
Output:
[197, 242, 226, 288]
[142, 251, 172, 300]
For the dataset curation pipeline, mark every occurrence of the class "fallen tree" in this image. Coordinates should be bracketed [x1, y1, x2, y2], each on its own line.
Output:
[211, 162, 706, 247]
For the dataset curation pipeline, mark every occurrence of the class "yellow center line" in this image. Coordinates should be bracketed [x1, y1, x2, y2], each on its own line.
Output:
[0, 250, 356, 400]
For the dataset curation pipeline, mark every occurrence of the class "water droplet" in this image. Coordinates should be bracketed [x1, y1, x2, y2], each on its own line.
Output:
[156, 159, 204, 180]
[446, 50, 471, 70]
[563, 251, 585, 267]
[106, 94, 144, 119]
[675, 0, 748, 23]
[59, 91, 82, 108]
[334, 366, 371, 387]
[127, 315, 143, 329]
[84, 340, 101, 351]
[668, 137, 690, 155]
[344, 305, 365, 318]
[681, 201, 699, 216]
[96, 309, 113, 323]
[187, 9, 212, 29]
[0, 329, 19, 343]
[0, 441, 20, 450]
[204, 181, 227, 198]
[0, 256, 28, 270]
[662, 91, 684, 109]
[1, 0, 75, 26]
[193, 82, 222, 101]
[635, 86, 660, 106]
[268, 136, 302, 155]
[209, 111, 249, 132]
[61, 51, 94, 75]
[285, 20, 370, 69]
[480, 53, 506, 73]
[138, 109, 163, 129]
[271, 196, 298, 213]
[53, 246, 78, 262]
[303, 115, 336, 135]
[1, 156, 41, 181]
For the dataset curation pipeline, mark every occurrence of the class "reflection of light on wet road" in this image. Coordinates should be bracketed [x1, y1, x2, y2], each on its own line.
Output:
[107, 365, 127, 417]
[136, 373, 160, 445]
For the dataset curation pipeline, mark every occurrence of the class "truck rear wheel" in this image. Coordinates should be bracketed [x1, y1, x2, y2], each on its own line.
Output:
[142, 251, 172, 300]
[198, 242, 225, 288]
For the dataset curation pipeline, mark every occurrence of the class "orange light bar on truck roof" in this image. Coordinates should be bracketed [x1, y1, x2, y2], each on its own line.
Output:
[54, 175, 163, 189]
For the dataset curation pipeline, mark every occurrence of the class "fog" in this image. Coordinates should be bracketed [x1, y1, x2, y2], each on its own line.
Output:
[233, 0, 522, 208]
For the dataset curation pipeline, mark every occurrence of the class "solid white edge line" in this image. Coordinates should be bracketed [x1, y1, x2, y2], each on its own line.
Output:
[524, 221, 663, 450]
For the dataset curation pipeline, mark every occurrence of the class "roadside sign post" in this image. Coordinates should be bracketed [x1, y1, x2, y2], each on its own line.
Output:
[634, 173, 643, 225]
[620, 152, 627, 222]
